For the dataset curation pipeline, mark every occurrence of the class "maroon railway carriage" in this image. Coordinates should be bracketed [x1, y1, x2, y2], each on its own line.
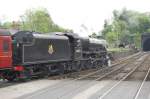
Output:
[0, 29, 12, 69]
[0, 29, 24, 81]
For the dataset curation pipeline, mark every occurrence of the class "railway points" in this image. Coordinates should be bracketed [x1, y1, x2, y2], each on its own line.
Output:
[0, 48, 150, 99]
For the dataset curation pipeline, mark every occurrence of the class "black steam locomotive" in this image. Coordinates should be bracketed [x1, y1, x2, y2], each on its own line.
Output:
[0, 30, 109, 81]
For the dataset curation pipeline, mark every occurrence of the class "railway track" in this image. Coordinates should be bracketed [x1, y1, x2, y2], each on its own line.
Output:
[55, 52, 145, 99]
[49, 52, 142, 80]
[133, 66, 150, 99]
[97, 53, 150, 99]
[19, 52, 143, 99]
[1, 51, 148, 99]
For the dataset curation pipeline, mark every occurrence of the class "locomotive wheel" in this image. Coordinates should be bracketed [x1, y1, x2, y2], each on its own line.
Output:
[75, 64, 82, 72]
[58, 65, 65, 75]
[93, 61, 98, 69]
[5, 72, 16, 82]
[87, 60, 93, 69]
[74, 61, 82, 72]
[38, 67, 49, 78]
[80, 61, 85, 70]
[16, 69, 32, 82]
[6, 77, 15, 82]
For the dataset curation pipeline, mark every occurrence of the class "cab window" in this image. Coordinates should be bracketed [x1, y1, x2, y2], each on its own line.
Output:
[3, 40, 9, 52]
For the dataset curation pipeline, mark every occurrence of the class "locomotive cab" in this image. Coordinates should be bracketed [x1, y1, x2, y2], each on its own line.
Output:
[64, 33, 82, 60]
[0, 29, 12, 69]
[54, 32, 83, 60]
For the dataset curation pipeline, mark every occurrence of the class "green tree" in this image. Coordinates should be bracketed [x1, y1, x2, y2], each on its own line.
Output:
[1, 8, 72, 33]
[1, 22, 12, 28]
[102, 8, 150, 48]
[21, 8, 72, 33]
[105, 32, 118, 47]
[133, 32, 141, 48]
[102, 20, 112, 38]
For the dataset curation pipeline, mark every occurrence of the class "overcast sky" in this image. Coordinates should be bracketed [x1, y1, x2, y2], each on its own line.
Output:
[0, 0, 150, 36]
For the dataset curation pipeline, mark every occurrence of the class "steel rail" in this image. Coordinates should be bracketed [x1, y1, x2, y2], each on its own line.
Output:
[22, 65, 116, 99]
[112, 52, 141, 65]
[21, 52, 142, 99]
[98, 54, 149, 99]
[133, 65, 150, 99]
[57, 53, 144, 99]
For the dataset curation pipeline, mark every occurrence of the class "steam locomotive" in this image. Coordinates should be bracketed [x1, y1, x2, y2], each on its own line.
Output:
[0, 29, 109, 81]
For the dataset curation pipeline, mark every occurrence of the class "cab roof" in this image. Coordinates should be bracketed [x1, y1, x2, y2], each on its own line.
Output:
[0, 29, 10, 36]
[0, 29, 19, 36]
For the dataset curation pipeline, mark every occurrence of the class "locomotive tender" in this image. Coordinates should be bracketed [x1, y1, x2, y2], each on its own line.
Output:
[0, 29, 108, 81]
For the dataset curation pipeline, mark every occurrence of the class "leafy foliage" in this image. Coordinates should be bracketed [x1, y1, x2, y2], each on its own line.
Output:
[0, 8, 73, 33]
[102, 8, 150, 48]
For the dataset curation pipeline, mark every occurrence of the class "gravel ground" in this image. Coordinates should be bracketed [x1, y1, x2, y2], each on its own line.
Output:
[0, 79, 61, 99]
[0, 79, 149, 99]
[16, 80, 150, 99]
